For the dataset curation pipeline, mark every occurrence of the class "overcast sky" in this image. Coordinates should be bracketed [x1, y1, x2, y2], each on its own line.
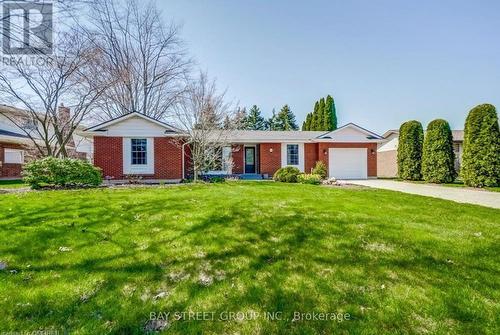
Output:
[161, 0, 500, 134]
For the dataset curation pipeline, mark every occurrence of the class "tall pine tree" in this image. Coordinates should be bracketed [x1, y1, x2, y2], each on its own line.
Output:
[267, 109, 279, 130]
[276, 105, 298, 130]
[245, 105, 266, 130]
[232, 107, 247, 129]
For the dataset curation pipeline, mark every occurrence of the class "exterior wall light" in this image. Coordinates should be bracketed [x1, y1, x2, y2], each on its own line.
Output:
[269, 148, 273, 153]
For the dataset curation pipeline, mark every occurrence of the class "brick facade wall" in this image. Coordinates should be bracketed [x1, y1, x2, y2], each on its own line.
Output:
[232, 145, 244, 174]
[304, 143, 319, 174]
[154, 138, 183, 179]
[92, 135, 377, 180]
[259, 143, 281, 176]
[317, 142, 377, 177]
[94, 136, 185, 180]
[93, 136, 123, 179]
[0, 142, 24, 178]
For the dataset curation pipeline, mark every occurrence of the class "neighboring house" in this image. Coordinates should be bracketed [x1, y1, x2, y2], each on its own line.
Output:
[0, 104, 93, 179]
[83, 112, 384, 181]
[377, 129, 464, 178]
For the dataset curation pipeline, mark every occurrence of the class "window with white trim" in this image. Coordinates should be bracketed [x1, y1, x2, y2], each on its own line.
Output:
[287, 144, 299, 165]
[131, 139, 147, 165]
[4, 149, 24, 164]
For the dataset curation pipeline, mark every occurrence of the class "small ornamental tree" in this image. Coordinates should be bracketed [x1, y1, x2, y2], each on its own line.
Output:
[397, 120, 424, 180]
[422, 119, 456, 183]
[311, 161, 327, 179]
[461, 104, 500, 187]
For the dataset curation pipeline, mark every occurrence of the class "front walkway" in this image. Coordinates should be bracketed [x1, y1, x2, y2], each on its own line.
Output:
[346, 179, 500, 209]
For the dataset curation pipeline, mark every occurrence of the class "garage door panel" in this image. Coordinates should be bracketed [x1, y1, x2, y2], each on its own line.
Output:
[328, 148, 367, 179]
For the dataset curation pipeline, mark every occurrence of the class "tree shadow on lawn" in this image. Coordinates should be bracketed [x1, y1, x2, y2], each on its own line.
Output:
[1, 185, 499, 334]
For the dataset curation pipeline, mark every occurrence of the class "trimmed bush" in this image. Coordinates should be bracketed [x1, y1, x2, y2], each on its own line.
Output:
[297, 173, 322, 185]
[422, 119, 456, 183]
[23, 157, 102, 189]
[461, 104, 500, 187]
[311, 161, 327, 179]
[397, 120, 424, 180]
[273, 166, 301, 183]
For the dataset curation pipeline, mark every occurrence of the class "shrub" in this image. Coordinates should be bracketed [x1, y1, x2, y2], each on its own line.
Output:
[207, 176, 225, 183]
[297, 173, 322, 185]
[461, 104, 500, 187]
[422, 119, 456, 183]
[273, 166, 301, 183]
[397, 120, 424, 180]
[23, 157, 102, 189]
[311, 161, 327, 179]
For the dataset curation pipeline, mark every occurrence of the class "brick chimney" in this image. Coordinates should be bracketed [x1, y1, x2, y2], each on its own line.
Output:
[58, 103, 70, 126]
[58, 103, 75, 148]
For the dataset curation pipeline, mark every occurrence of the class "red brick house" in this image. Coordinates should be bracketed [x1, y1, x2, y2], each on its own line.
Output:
[0, 129, 29, 178]
[84, 112, 383, 181]
[0, 104, 93, 179]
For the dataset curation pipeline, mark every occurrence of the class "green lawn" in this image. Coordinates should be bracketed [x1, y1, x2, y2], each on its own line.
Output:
[440, 181, 500, 193]
[0, 179, 27, 189]
[390, 178, 500, 192]
[0, 182, 499, 334]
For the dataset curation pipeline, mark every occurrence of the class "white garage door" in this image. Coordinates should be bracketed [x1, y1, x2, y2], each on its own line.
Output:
[328, 148, 367, 179]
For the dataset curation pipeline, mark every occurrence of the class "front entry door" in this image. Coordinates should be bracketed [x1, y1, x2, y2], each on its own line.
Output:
[244, 147, 256, 173]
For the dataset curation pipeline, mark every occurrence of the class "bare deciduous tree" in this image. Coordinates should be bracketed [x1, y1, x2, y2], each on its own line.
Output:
[84, 0, 192, 121]
[174, 72, 235, 181]
[0, 31, 109, 157]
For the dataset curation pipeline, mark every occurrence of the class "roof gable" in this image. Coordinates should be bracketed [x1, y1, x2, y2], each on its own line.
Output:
[85, 112, 180, 137]
[85, 112, 177, 133]
[317, 123, 383, 142]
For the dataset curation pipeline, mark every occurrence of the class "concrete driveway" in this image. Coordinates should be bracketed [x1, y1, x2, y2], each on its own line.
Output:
[346, 179, 500, 209]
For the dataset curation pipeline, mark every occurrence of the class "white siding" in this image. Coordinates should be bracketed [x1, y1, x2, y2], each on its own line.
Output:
[103, 117, 167, 137]
[324, 127, 372, 142]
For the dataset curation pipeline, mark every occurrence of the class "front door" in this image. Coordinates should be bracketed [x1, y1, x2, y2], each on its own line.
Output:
[244, 147, 256, 173]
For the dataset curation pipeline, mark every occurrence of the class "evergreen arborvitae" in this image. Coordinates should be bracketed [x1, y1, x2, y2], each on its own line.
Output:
[326, 95, 337, 130]
[422, 119, 456, 183]
[461, 104, 500, 187]
[311, 101, 319, 130]
[302, 113, 312, 130]
[318, 98, 325, 130]
[397, 120, 424, 180]
[305, 113, 312, 130]
[245, 105, 266, 130]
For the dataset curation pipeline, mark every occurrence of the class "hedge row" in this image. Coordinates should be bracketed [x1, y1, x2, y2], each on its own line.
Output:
[398, 104, 499, 187]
